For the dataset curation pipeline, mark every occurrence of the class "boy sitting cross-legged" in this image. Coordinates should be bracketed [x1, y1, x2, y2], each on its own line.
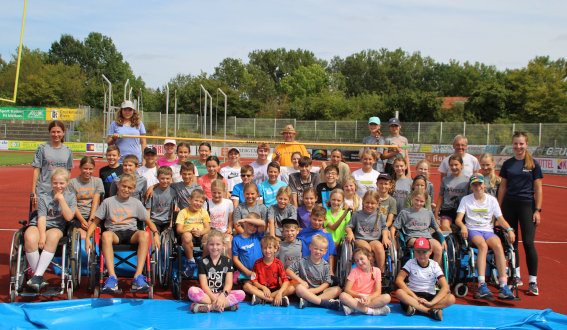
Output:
[276, 218, 303, 270]
[286, 234, 342, 310]
[85, 173, 160, 292]
[297, 205, 337, 278]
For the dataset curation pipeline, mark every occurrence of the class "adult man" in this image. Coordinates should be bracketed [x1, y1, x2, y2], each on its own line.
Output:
[438, 135, 481, 178]
[272, 125, 310, 167]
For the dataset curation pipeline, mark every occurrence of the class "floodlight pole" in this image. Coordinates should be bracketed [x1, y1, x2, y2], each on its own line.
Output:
[124, 79, 129, 101]
[200, 85, 209, 139]
[174, 90, 178, 138]
[217, 88, 227, 149]
[129, 87, 133, 101]
[102, 75, 112, 150]
[165, 83, 169, 137]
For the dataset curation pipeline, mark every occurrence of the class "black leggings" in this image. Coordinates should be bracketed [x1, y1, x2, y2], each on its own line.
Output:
[501, 199, 538, 276]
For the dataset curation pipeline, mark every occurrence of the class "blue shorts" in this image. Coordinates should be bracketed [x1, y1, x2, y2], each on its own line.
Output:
[468, 229, 497, 242]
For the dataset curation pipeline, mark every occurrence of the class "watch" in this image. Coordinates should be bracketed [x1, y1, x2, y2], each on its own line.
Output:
[223, 290, 229, 297]
[535, 208, 542, 212]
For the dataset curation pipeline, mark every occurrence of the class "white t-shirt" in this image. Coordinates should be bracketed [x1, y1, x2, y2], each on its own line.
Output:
[345, 198, 362, 211]
[402, 258, 445, 295]
[170, 164, 182, 183]
[352, 168, 380, 199]
[207, 198, 234, 233]
[457, 194, 502, 232]
[219, 165, 242, 193]
[438, 153, 480, 177]
[136, 166, 159, 189]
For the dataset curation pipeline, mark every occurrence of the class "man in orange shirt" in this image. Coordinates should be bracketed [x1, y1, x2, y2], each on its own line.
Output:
[272, 125, 310, 167]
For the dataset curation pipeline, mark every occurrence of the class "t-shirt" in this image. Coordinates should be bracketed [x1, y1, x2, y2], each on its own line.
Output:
[352, 169, 379, 199]
[193, 160, 208, 177]
[280, 167, 320, 184]
[288, 172, 321, 207]
[251, 161, 280, 185]
[345, 198, 362, 212]
[320, 162, 352, 186]
[208, 198, 234, 233]
[198, 255, 234, 293]
[379, 195, 398, 220]
[499, 157, 543, 202]
[156, 156, 178, 167]
[394, 208, 438, 240]
[175, 208, 210, 232]
[438, 153, 481, 178]
[273, 144, 309, 167]
[347, 266, 381, 295]
[288, 256, 331, 289]
[136, 166, 159, 189]
[483, 175, 499, 197]
[439, 174, 470, 211]
[297, 228, 337, 262]
[197, 174, 228, 200]
[231, 182, 254, 204]
[317, 182, 342, 210]
[297, 206, 312, 229]
[384, 135, 409, 165]
[170, 182, 202, 210]
[346, 210, 386, 241]
[457, 194, 502, 232]
[426, 181, 435, 201]
[67, 177, 104, 219]
[233, 202, 268, 223]
[170, 164, 183, 183]
[251, 258, 289, 289]
[392, 177, 413, 215]
[32, 142, 74, 196]
[360, 135, 386, 173]
[107, 121, 147, 163]
[94, 196, 148, 232]
[268, 204, 297, 238]
[276, 239, 303, 269]
[403, 194, 432, 211]
[219, 165, 242, 193]
[258, 180, 288, 208]
[402, 258, 445, 295]
[33, 191, 77, 229]
[324, 209, 351, 243]
[100, 165, 123, 200]
[232, 232, 264, 271]
[109, 173, 147, 202]
[145, 186, 176, 225]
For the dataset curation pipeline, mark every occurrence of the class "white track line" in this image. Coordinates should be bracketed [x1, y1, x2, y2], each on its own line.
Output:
[0, 229, 17, 231]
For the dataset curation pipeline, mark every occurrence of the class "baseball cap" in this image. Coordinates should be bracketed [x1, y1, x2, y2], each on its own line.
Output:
[228, 147, 240, 154]
[144, 146, 157, 154]
[281, 218, 299, 227]
[164, 139, 176, 146]
[377, 173, 392, 181]
[470, 174, 485, 185]
[388, 118, 401, 126]
[368, 117, 381, 125]
[413, 237, 431, 251]
[121, 100, 135, 109]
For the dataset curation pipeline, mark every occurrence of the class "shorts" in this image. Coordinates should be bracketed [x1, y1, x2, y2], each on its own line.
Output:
[399, 291, 436, 312]
[178, 233, 203, 247]
[269, 286, 282, 293]
[438, 209, 457, 222]
[154, 222, 170, 233]
[468, 229, 498, 242]
[113, 230, 137, 244]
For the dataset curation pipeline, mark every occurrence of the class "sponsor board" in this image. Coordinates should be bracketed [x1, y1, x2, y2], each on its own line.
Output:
[492, 155, 511, 169]
[420, 144, 432, 153]
[312, 149, 328, 161]
[46, 108, 78, 121]
[86, 143, 104, 153]
[425, 153, 449, 166]
[534, 158, 555, 174]
[149, 144, 165, 155]
[542, 147, 567, 157]
[557, 159, 567, 175]
[0, 108, 45, 120]
[0, 140, 8, 151]
[500, 146, 538, 156]
[7, 141, 86, 152]
[431, 145, 454, 154]
[408, 153, 425, 165]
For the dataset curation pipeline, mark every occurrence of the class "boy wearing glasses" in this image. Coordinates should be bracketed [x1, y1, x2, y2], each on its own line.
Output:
[232, 165, 256, 209]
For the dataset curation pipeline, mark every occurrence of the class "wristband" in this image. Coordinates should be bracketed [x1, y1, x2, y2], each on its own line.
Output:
[153, 231, 159, 235]
[506, 228, 514, 232]
[223, 290, 229, 297]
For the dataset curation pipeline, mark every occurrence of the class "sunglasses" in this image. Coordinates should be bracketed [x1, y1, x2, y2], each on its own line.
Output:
[241, 174, 253, 177]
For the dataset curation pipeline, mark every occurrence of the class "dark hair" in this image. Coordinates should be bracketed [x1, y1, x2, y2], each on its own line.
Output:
[157, 165, 173, 177]
[206, 155, 220, 166]
[79, 156, 96, 168]
[48, 121, 66, 142]
[177, 142, 191, 153]
[180, 161, 195, 172]
[412, 175, 428, 191]
[298, 156, 312, 167]
[448, 154, 464, 165]
[268, 161, 281, 171]
[106, 145, 120, 154]
[198, 142, 212, 151]
[330, 149, 344, 162]
[324, 164, 339, 175]
[241, 165, 254, 174]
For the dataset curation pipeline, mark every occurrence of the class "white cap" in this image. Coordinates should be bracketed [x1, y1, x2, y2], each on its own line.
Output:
[164, 139, 176, 146]
[121, 100, 136, 109]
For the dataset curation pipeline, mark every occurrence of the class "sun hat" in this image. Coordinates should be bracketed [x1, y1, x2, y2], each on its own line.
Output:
[280, 125, 299, 135]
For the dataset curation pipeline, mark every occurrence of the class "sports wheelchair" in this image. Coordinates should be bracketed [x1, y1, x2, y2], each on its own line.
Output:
[395, 229, 449, 277]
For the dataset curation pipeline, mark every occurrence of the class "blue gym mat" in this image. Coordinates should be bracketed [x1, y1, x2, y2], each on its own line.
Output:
[1, 299, 565, 330]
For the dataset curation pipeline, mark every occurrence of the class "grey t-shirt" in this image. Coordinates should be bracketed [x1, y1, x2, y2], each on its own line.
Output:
[392, 177, 413, 215]
[346, 210, 386, 241]
[288, 172, 321, 207]
[384, 135, 409, 165]
[67, 177, 104, 219]
[145, 186, 177, 225]
[379, 195, 398, 220]
[32, 190, 77, 229]
[94, 196, 148, 232]
[109, 173, 147, 202]
[32, 142, 74, 196]
[170, 182, 202, 210]
[483, 175, 499, 197]
[426, 181, 435, 201]
[394, 208, 438, 240]
[233, 202, 268, 223]
[268, 204, 297, 238]
[276, 239, 303, 269]
[360, 135, 386, 173]
[288, 256, 332, 288]
[439, 174, 470, 211]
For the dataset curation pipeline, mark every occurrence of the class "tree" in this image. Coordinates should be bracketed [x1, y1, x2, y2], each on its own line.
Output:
[465, 81, 507, 123]
[280, 64, 329, 101]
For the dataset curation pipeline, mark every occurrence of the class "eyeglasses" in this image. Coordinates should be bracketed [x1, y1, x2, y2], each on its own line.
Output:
[241, 174, 253, 177]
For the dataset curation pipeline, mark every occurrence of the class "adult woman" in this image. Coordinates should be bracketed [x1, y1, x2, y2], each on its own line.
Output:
[107, 101, 147, 164]
[193, 142, 212, 177]
[31, 120, 74, 208]
[497, 131, 543, 296]
[320, 149, 351, 185]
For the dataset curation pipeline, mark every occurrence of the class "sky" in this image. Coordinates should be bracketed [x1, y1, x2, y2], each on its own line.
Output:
[1, 0, 565, 89]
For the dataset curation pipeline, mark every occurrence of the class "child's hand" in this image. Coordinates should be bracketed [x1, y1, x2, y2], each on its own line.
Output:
[273, 292, 283, 306]
[346, 232, 355, 244]
[153, 232, 161, 250]
[174, 205, 180, 212]
[382, 237, 391, 248]
[417, 297, 429, 305]
[39, 234, 46, 250]
[235, 219, 246, 226]
[421, 299, 434, 308]
[300, 280, 309, 289]
[322, 228, 329, 234]
[192, 228, 201, 237]
[85, 239, 91, 253]
[460, 227, 468, 239]
[145, 186, 154, 200]
[431, 203, 437, 209]
[213, 294, 226, 312]
[111, 133, 120, 140]
[53, 192, 64, 203]
[360, 297, 370, 305]
[262, 287, 271, 298]
[508, 230, 516, 244]
[81, 219, 89, 231]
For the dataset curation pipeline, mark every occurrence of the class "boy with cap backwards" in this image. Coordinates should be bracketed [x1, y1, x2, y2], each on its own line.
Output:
[360, 117, 386, 173]
[395, 237, 455, 321]
[157, 139, 178, 167]
[382, 118, 411, 177]
[272, 125, 310, 167]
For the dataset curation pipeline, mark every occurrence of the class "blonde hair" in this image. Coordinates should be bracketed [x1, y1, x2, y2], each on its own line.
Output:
[243, 182, 259, 194]
[512, 132, 535, 170]
[120, 172, 138, 185]
[206, 229, 224, 243]
[342, 175, 361, 211]
[362, 190, 380, 204]
[311, 234, 328, 248]
[51, 168, 70, 182]
[359, 149, 377, 161]
[115, 108, 141, 128]
[123, 154, 140, 166]
[415, 159, 431, 180]
[478, 153, 501, 188]
[261, 235, 279, 248]
[326, 188, 346, 209]
[276, 186, 292, 199]
[190, 189, 207, 201]
[211, 179, 226, 192]
[410, 188, 428, 200]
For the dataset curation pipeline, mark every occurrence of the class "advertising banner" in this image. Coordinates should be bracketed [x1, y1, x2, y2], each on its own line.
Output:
[7, 141, 86, 152]
[556, 159, 567, 175]
[0, 140, 8, 151]
[500, 146, 538, 156]
[86, 143, 104, 153]
[534, 158, 555, 174]
[46, 108, 78, 121]
[0, 108, 45, 120]
[408, 153, 425, 165]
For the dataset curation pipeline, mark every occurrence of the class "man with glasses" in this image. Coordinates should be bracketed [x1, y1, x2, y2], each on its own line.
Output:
[438, 135, 481, 178]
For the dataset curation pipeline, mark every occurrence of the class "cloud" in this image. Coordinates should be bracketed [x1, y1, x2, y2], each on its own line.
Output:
[553, 34, 567, 41]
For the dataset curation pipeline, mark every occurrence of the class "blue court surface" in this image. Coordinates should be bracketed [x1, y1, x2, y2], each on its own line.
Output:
[1, 299, 565, 330]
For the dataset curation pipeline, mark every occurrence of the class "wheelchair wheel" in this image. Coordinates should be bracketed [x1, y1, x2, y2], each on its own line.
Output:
[70, 228, 81, 288]
[161, 231, 173, 289]
[454, 283, 468, 298]
[87, 239, 98, 293]
[9, 283, 16, 303]
[336, 239, 353, 288]
[387, 244, 398, 282]
[9, 229, 24, 283]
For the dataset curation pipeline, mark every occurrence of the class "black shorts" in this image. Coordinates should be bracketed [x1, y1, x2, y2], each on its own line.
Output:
[400, 291, 437, 312]
[154, 223, 170, 233]
[113, 230, 137, 244]
[178, 233, 203, 247]
[438, 209, 457, 222]
[269, 286, 282, 293]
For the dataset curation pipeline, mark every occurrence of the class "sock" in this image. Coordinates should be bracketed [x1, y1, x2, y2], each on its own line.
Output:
[529, 275, 537, 284]
[26, 251, 40, 274]
[34, 251, 55, 276]
[499, 277, 507, 288]
[478, 276, 485, 286]
[319, 299, 329, 308]
[189, 258, 195, 263]
[366, 307, 375, 315]
[516, 267, 521, 278]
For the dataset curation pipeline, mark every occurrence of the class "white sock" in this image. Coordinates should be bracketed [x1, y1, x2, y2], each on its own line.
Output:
[516, 267, 521, 278]
[34, 251, 55, 276]
[26, 251, 40, 274]
[478, 276, 485, 284]
[529, 275, 537, 284]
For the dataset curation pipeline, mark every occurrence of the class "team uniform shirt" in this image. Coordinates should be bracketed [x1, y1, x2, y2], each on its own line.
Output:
[439, 174, 470, 211]
[156, 156, 178, 167]
[438, 153, 481, 178]
[379, 195, 398, 221]
[208, 198, 234, 233]
[324, 209, 351, 243]
[276, 239, 303, 269]
[219, 165, 242, 193]
[170, 182, 203, 210]
[95, 196, 148, 232]
[483, 175, 499, 197]
[457, 194, 502, 232]
[145, 186, 176, 225]
[107, 121, 146, 163]
[346, 210, 387, 241]
[258, 180, 288, 208]
[297, 228, 337, 262]
[360, 135, 386, 173]
[394, 208, 439, 240]
[499, 158, 543, 202]
[136, 166, 159, 189]
[32, 142, 74, 196]
[230, 182, 248, 204]
[268, 204, 297, 238]
[392, 177, 413, 215]
[197, 174, 228, 200]
[232, 232, 264, 271]
[288, 256, 332, 289]
[426, 181, 435, 201]
[384, 135, 409, 165]
[198, 255, 234, 293]
[403, 194, 432, 210]
[347, 266, 381, 295]
[100, 165, 123, 200]
[175, 208, 210, 232]
[273, 144, 309, 167]
[280, 167, 320, 184]
[251, 258, 289, 289]
[233, 202, 268, 223]
[33, 191, 77, 229]
[317, 182, 342, 210]
[352, 168, 380, 199]
[109, 173, 147, 202]
[288, 172, 321, 208]
[297, 206, 312, 229]
[320, 162, 352, 185]
[67, 177, 104, 220]
[402, 258, 445, 295]
[193, 160, 208, 177]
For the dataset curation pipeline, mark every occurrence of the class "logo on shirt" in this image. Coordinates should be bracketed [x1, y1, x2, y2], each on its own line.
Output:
[227, 172, 239, 179]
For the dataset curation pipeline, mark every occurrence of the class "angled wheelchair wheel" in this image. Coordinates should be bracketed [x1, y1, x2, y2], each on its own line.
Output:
[445, 234, 458, 286]
[70, 228, 81, 288]
[454, 282, 468, 298]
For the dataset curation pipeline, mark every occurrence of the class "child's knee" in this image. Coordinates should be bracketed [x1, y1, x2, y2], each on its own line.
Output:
[101, 231, 114, 244]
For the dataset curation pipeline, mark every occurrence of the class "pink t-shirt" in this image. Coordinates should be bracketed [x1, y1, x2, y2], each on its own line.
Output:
[197, 175, 228, 200]
[347, 266, 381, 295]
[157, 156, 179, 167]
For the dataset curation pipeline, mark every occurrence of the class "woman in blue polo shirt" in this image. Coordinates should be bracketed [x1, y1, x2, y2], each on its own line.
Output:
[107, 100, 147, 164]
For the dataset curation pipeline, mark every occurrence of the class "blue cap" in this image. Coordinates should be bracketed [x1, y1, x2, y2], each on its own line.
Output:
[368, 117, 381, 125]
[470, 174, 485, 185]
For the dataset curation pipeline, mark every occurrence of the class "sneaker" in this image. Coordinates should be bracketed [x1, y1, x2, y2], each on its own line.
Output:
[428, 308, 443, 321]
[183, 261, 197, 278]
[477, 283, 493, 298]
[527, 282, 539, 296]
[369, 305, 390, 316]
[27, 275, 48, 291]
[227, 304, 239, 311]
[251, 294, 265, 306]
[509, 276, 523, 287]
[343, 305, 354, 316]
[299, 298, 310, 309]
[103, 275, 118, 292]
[327, 299, 341, 311]
[407, 305, 416, 316]
[191, 303, 210, 313]
[132, 275, 149, 291]
[499, 285, 516, 299]
[281, 296, 290, 307]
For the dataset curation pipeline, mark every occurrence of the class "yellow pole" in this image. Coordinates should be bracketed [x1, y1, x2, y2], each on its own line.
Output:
[0, 0, 27, 103]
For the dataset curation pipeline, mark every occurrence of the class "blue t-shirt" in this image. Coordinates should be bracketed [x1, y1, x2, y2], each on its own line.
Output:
[259, 180, 287, 208]
[297, 228, 337, 262]
[500, 157, 543, 202]
[232, 231, 265, 271]
[297, 206, 312, 229]
[107, 121, 147, 163]
[231, 182, 246, 204]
